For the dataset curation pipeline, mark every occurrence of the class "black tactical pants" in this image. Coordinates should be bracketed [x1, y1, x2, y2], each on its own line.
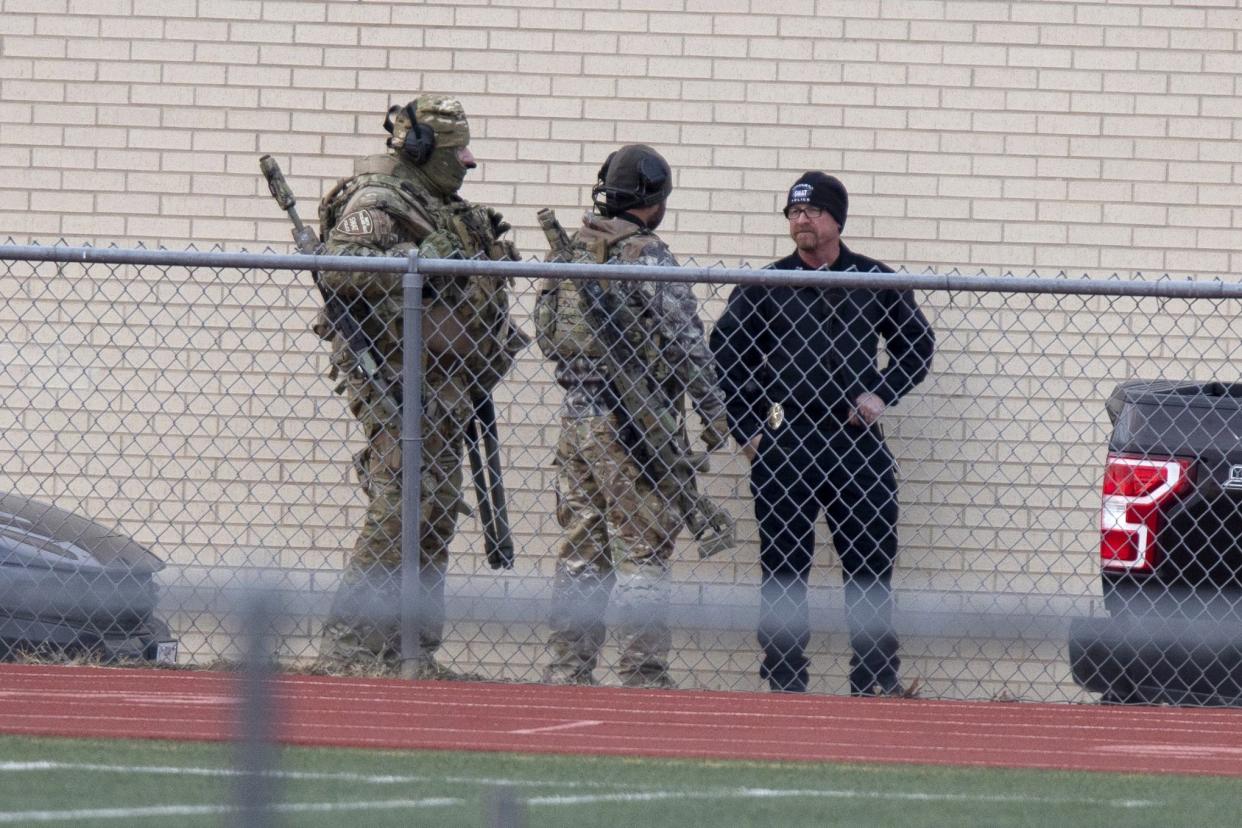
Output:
[749, 419, 900, 694]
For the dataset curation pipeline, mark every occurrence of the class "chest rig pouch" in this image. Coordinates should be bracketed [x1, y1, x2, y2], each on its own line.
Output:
[424, 197, 523, 392]
[320, 161, 522, 392]
[534, 219, 642, 362]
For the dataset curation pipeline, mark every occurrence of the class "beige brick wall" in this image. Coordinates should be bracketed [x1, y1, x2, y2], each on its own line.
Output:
[3, 1, 1241, 699]
[3, 0, 1240, 273]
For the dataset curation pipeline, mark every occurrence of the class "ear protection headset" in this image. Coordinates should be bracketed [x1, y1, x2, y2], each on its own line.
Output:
[383, 102, 436, 165]
[591, 151, 670, 215]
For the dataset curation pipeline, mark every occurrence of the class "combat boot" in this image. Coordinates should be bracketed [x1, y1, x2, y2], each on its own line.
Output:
[405, 654, 485, 682]
[619, 667, 677, 689]
[614, 563, 674, 690]
[543, 561, 611, 686]
[540, 664, 598, 686]
[314, 618, 401, 677]
[852, 677, 921, 698]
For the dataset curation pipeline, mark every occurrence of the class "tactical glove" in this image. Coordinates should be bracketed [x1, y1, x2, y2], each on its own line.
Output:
[701, 417, 730, 452]
[486, 206, 511, 237]
[418, 230, 461, 260]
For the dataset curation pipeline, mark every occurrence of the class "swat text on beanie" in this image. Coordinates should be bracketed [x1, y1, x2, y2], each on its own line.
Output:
[784, 171, 848, 230]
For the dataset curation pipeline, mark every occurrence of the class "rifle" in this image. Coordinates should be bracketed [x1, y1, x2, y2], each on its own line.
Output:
[464, 393, 515, 569]
[260, 155, 515, 569]
[537, 208, 736, 558]
[259, 155, 401, 420]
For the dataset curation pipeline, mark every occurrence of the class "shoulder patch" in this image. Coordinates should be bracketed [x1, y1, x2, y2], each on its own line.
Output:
[336, 209, 376, 237]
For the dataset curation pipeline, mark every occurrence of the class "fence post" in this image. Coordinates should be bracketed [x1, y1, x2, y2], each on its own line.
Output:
[483, 785, 527, 828]
[232, 590, 279, 826]
[400, 251, 425, 677]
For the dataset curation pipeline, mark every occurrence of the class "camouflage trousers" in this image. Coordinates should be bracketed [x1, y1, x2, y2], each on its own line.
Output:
[318, 369, 471, 677]
[546, 414, 683, 687]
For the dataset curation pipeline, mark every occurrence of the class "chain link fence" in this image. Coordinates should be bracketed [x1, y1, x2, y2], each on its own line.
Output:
[3, 241, 1241, 704]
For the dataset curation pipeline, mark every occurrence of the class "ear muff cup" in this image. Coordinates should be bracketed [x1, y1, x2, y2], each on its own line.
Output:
[383, 103, 437, 165]
[403, 119, 436, 166]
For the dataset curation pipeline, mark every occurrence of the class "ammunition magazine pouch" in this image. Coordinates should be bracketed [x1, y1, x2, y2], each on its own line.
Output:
[318, 164, 526, 400]
[534, 218, 646, 364]
[534, 278, 609, 362]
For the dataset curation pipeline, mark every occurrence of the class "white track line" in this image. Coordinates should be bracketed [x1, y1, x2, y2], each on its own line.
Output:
[1093, 745, 1242, 758]
[0, 799, 463, 823]
[0, 760, 1160, 813]
[0, 789, 1157, 824]
[508, 719, 603, 735]
[4, 673, 1239, 741]
[0, 691, 233, 706]
[1, 718, 1231, 773]
[0, 760, 659, 791]
[526, 788, 1157, 809]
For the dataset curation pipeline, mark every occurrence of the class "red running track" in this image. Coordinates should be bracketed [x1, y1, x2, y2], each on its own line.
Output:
[1, 664, 1241, 777]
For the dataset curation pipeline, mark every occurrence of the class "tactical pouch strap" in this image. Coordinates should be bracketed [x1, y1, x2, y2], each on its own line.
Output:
[587, 225, 642, 264]
[533, 278, 561, 360]
[318, 176, 353, 236]
[472, 314, 529, 394]
[449, 215, 481, 258]
[589, 238, 610, 264]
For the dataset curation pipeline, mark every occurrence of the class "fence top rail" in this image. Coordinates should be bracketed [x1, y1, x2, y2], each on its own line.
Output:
[3, 243, 1241, 299]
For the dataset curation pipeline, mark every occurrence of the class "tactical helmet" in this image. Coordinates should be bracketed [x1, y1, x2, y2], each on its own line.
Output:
[383, 94, 470, 165]
[592, 144, 672, 216]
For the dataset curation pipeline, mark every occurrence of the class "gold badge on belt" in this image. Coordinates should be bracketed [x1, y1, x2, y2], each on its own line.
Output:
[767, 402, 784, 429]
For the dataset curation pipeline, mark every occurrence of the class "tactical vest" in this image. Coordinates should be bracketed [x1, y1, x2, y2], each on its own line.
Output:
[319, 154, 523, 393]
[319, 154, 517, 262]
[534, 217, 643, 362]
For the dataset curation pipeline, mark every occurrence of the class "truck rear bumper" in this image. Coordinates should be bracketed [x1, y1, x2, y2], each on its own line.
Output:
[1069, 614, 1242, 706]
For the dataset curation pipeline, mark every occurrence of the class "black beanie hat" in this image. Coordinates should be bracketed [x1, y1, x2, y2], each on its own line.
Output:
[783, 171, 848, 229]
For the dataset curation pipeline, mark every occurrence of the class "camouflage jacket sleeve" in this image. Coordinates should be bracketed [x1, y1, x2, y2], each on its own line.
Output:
[318, 188, 434, 298]
[651, 280, 728, 425]
[618, 235, 727, 425]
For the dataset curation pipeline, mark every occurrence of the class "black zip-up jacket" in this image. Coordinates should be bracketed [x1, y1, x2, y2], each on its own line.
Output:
[709, 243, 935, 444]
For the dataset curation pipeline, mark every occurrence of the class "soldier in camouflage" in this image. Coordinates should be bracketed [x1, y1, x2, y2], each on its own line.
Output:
[534, 144, 731, 687]
[314, 94, 523, 679]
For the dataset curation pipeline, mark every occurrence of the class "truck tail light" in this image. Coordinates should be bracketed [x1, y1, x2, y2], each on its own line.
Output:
[1099, 454, 1192, 572]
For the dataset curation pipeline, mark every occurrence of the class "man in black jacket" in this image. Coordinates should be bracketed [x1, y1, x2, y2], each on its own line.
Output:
[710, 172, 934, 694]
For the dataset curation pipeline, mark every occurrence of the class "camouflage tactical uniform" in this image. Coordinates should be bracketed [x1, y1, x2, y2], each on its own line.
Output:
[537, 211, 727, 687]
[315, 95, 521, 678]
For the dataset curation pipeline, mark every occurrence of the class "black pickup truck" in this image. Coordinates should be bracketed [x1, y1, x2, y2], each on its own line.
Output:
[1070, 380, 1242, 706]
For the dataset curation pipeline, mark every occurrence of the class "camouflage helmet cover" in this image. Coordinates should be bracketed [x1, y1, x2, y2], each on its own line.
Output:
[385, 94, 470, 154]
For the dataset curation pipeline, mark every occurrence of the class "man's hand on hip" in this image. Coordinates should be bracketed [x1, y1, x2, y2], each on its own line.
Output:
[850, 392, 886, 427]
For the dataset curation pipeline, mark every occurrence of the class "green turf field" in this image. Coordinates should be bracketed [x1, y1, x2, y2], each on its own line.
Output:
[0, 734, 1238, 827]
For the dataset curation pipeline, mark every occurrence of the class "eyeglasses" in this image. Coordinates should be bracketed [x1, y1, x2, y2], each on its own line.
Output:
[786, 205, 824, 220]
